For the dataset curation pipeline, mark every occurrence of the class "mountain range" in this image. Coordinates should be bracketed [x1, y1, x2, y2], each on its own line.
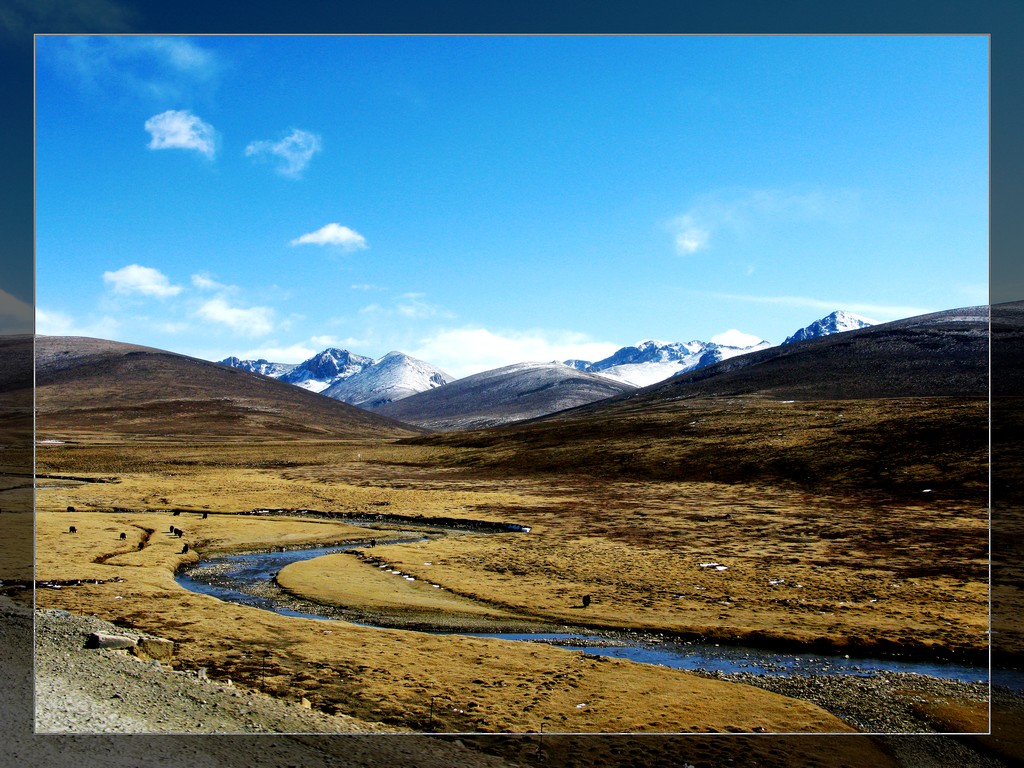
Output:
[31, 304, 993, 457]
[221, 310, 873, 412]
[220, 348, 453, 408]
[565, 337, 772, 387]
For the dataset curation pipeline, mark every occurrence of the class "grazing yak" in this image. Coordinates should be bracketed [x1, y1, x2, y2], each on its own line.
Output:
[119, 532, 127, 540]
[68, 526, 77, 534]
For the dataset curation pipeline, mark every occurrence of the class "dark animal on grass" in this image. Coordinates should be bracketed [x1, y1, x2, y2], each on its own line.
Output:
[369, 538, 377, 548]
[68, 526, 77, 534]
[174, 529, 183, 538]
[180, 543, 189, 554]
[67, 506, 75, 513]
[202, 512, 208, 519]
[582, 595, 591, 608]
[138, 542, 144, 551]
[170, 524, 176, 533]
[119, 532, 127, 540]
[173, 510, 181, 516]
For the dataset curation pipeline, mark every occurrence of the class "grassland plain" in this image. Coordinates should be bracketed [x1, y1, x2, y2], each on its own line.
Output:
[34, 415, 989, 738]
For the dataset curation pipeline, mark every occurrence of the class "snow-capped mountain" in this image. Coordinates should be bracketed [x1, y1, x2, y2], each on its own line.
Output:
[220, 348, 451, 406]
[218, 356, 297, 378]
[783, 311, 874, 346]
[277, 348, 375, 393]
[569, 337, 771, 388]
[322, 352, 454, 409]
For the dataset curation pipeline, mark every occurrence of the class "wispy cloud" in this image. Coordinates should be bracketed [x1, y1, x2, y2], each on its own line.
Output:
[245, 128, 322, 178]
[195, 297, 274, 336]
[410, 327, 620, 379]
[35, 307, 119, 338]
[290, 223, 368, 251]
[191, 272, 232, 291]
[396, 293, 454, 320]
[145, 109, 216, 158]
[103, 264, 182, 298]
[698, 291, 927, 321]
[38, 35, 220, 102]
[668, 187, 861, 256]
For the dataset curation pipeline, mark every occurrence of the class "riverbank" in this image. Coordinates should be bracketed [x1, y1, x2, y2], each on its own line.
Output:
[27, 598, 1024, 768]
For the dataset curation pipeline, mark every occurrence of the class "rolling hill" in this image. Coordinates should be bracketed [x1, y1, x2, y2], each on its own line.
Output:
[35, 336, 422, 441]
[372, 361, 636, 431]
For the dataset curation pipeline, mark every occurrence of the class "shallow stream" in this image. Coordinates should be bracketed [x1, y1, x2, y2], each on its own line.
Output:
[176, 538, 988, 683]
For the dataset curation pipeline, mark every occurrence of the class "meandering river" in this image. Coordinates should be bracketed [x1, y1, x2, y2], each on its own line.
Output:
[176, 536, 987, 683]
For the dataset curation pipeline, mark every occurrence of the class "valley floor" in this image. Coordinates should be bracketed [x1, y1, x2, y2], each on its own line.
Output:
[31, 437, 996, 741]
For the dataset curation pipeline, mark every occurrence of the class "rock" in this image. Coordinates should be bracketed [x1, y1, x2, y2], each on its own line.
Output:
[85, 632, 135, 650]
[300, 697, 312, 709]
[133, 637, 175, 660]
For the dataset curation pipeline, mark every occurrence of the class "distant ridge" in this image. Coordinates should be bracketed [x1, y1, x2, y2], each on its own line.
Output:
[567, 338, 770, 387]
[588, 305, 989, 407]
[373, 361, 635, 431]
[408, 306, 989, 498]
[38, 336, 422, 440]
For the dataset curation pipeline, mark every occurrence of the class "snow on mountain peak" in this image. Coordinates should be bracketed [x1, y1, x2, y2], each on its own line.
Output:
[783, 311, 875, 345]
[709, 329, 768, 348]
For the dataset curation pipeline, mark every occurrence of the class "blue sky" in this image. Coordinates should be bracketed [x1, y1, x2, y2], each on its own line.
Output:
[35, 35, 988, 377]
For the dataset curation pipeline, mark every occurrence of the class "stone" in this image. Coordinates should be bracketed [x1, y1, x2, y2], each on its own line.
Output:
[133, 637, 175, 660]
[86, 632, 135, 650]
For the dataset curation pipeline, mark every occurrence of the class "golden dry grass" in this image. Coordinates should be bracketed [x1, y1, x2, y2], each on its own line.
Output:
[33, 432, 990, 736]
[36, 505, 857, 735]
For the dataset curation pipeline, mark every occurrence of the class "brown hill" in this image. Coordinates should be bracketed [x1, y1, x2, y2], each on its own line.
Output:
[372, 361, 635, 431]
[35, 336, 422, 441]
[409, 307, 990, 500]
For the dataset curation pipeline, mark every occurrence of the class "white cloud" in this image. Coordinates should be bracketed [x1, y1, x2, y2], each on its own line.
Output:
[710, 329, 765, 347]
[35, 307, 119, 338]
[245, 128, 322, 178]
[699, 291, 923, 321]
[670, 214, 710, 255]
[195, 297, 274, 336]
[103, 264, 182, 298]
[410, 327, 620, 379]
[145, 109, 216, 158]
[191, 272, 231, 291]
[0, 288, 34, 334]
[290, 223, 368, 251]
[668, 187, 861, 256]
